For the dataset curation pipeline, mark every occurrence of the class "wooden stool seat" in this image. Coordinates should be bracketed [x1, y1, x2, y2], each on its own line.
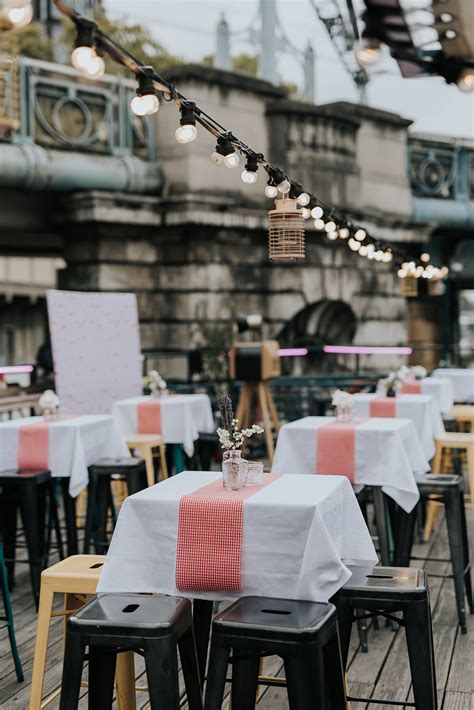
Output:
[449, 405, 474, 432]
[29, 555, 106, 710]
[125, 434, 168, 486]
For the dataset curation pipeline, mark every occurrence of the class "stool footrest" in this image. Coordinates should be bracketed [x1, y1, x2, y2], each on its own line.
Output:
[347, 696, 415, 707]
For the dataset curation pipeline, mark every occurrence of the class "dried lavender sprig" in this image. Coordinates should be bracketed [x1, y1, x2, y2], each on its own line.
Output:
[217, 394, 234, 434]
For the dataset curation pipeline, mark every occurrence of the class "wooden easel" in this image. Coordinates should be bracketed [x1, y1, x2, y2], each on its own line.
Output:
[235, 381, 281, 462]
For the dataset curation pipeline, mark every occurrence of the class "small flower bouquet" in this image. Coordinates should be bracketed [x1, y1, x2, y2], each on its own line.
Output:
[410, 365, 427, 380]
[332, 389, 354, 422]
[143, 369, 168, 397]
[380, 365, 410, 397]
[38, 389, 60, 420]
[217, 394, 264, 490]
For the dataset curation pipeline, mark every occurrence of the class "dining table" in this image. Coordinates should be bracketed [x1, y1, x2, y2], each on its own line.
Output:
[378, 376, 454, 414]
[351, 393, 444, 460]
[432, 368, 474, 403]
[98, 469, 378, 681]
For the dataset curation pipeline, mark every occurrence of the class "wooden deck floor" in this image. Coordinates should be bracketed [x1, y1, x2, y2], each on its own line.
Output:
[1, 508, 473, 709]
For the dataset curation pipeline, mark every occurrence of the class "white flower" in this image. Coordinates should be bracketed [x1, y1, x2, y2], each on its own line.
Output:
[147, 369, 167, 391]
[332, 389, 353, 407]
[396, 365, 410, 383]
[38, 389, 60, 411]
[410, 365, 427, 379]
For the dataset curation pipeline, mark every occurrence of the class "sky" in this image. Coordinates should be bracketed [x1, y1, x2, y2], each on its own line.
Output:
[104, 0, 474, 139]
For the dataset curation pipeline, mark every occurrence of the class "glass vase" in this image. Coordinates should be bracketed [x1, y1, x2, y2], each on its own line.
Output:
[336, 404, 353, 422]
[222, 450, 248, 491]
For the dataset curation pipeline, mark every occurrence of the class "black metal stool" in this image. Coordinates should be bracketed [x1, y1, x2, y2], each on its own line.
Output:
[83, 457, 148, 554]
[204, 596, 346, 710]
[332, 566, 437, 709]
[60, 593, 202, 710]
[0, 468, 64, 607]
[393, 473, 473, 633]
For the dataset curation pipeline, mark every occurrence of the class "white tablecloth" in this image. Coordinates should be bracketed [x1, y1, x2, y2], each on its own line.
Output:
[98, 471, 377, 603]
[272, 417, 429, 512]
[0, 415, 129, 497]
[112, 394, 214, 457]
[432, 369, 474, 403]
[352, 393, 444, 460]
[421, 377, 454, 414]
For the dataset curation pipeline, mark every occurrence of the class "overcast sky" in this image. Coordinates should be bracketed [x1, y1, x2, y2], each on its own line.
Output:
[105, 0, 474, 139]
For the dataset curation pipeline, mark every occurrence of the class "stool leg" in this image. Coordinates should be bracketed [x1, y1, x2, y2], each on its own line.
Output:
[331, 597, 353, 670]
[83, 475, 97, 554]
[29, 586, 54, 709]
[0, 542, 23, 683]
[393, 506, 418, 567]
[467, 443, 474, 506]
[142, 446, 155, 487]
[356, 615, 368, 653]
[88, 646, 116, 710]
[95, 477, 111, 553]
[203, 637, 230, 710]
[59, 631, 85, 710]
[0, 492, 17, 588]
[159, 442, 169, 480]
[18, 480, 42, 607]
[284, 646, 326, 710]
[459, 490, 473, 613]
[144, 637, 180, 710]
[323, 626, 347, 710]
[61, 478, 78, 556]
[445, 491, 468, 633]
[115, 651, 137, 710]
[194, 599, 214, 686]
[403, 599, 438, 710]
[231, 648, 260, 710]
[372, 486, 391, 565]
[178, 626, 202, 710]
[48, 480, 64, 561]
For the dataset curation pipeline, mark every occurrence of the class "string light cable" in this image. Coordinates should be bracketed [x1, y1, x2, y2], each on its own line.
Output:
[52, 0, 449, 281]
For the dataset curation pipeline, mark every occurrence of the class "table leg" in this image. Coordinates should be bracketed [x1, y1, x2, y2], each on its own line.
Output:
[173, 444, 186, 474]
[60, 478, 78, 556]
[115, 651, 136, 710]
[193, 598, 213, 686]
[372, 487, 392, 566]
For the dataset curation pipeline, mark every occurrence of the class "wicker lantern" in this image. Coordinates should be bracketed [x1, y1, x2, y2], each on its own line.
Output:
[268, 198, 305, 262]
[399, 274, 418, 297]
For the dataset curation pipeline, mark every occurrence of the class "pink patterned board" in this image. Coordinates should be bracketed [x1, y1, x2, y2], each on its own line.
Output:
[175, 474, 281, 592]
[316, 420, 367, 483]
[137, 400, 162, 434]
[369, 397, 397, 418]
[401, 380, 422, 394]
[17, 421, 49, 470]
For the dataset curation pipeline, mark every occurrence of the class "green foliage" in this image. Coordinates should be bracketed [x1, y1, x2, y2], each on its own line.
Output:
[12, 25, 54, 61]
[232, 53, 258, 76]
[193, 302, 234, 382]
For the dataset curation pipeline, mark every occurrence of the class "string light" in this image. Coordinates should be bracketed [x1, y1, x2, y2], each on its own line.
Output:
[314, 219, 325, 230]
[324, 221, 336, 233]
[211, 136, 239, 168]
[349, 238, 361, 251]
[71, 20, 105, 79]
[359, 245, 368, 256]
[457, 67, 474, 92]
[354, 229, 366, 242]
[241, 154, 259, 184]
[338, 227, 349, 239]
[175, 102, 197, 143]
[355, 38, 381, 68]
[130, 67, 160, 116]
[264, 182, 278, 198]
[290, 183, 310, 206]
[420, 252, 430, 262]
[311, 206, 323, 219]
[2, 1, 33, 28]
[300, 207, 311, 219]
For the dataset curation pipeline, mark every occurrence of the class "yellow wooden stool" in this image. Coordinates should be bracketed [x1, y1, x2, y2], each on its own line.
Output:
[449, 405, 474, 433]
[423, 432, 474, 541]
[125, 434, 168, 486]
[29, 555, 136, 710]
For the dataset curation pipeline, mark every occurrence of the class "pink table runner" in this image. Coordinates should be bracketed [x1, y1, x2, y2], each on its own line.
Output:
[17, 421, 49, 470]
[369, 397, 397, 418]
[137, 400, 162, 434]
[176, 473, 280, 592]
[401, 380, 422, 394]
[316, 419, 367, 483]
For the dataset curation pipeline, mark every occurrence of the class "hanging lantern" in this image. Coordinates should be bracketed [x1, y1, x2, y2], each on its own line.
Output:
[399, 274, 418, 297]
[268, 198, 305, 262]
[427, 278, 445, 297]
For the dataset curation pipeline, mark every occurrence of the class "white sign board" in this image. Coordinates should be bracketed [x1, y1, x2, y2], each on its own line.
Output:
[47, 289, 142, 415]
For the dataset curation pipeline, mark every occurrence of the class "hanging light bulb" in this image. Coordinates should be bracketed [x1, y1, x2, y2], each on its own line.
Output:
[130, 67, 160, 116]
[4, 0, 33, 27]
[327, 231, 338, 241]
[289, 182, 310, 206]
[457, 67, 474, 92]
[71, 46, 96, 70]
[420, 252, 430, 263]
[359, 245, 368, 256]
[210, 136, 239, 167]
[354, 228, 366, 241]
[382, 251, 393, 263]
[338, 227, 349, 239]
[175, 102, 197, 143]
[82, 55, 105, 80]
[277, 178, 291, 193]
[324, 221, 336, 233]
[314, 218, 325, 230]
[311, 206, 323, 219]
[211, 148, 225, 166]
[398, 269, 407, 278]
[349, 238, 361, 251]
[374, 250, 384, 261]
[297, 192, 310, 206]
[71, 20, 97, 70]
[269, 168, 291, 194]
[241, 154, 259, 184]
[355, 38, 381, 68]
[265, 183, 278, 198]
[366, 243, 375, 254]
[224, 152, 240, 168]
[300, 207, 311, 219]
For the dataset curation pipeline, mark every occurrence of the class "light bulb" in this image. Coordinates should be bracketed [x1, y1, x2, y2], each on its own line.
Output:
[241, 169, 258, 184]
[314, 219, 325, 230]
[211, 151, 225, 166]
[420, 252, 430, 263]
[354, 229, 366, 241]
[82, 55, 105, 80]
[457, 68, 474, 93]
[265, 184, 278, 198]
[367, 250, 375, 260]
[383, 252, 393, 262]
[175, 124, 197, 143]
[338, 227, 349, 239]
[441, 266, 449, 276]
[415, 265, 424, 277]
[374, 250, 384, 261]
[355, 39, 381, 68]
[7, 1, 32, 27]
[224, 152, 239, 168]
[131, 93, 159, 116]
[71, 46, 96, 71]
[311, 206, 323, 219]
[359, 245, 368, 256]
[398, 269, 407, 278]
[297, 192, 310, 206]
[366, 244, 375, 253]
[349, 238, 361, 251]
[300, 207, 311, 219]
[327, 231, 338, 241]
[324, 221, 336, 233]
[277, 178, 291, 193]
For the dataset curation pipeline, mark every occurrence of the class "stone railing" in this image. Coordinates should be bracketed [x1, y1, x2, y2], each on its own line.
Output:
[408, 135, 473, 201]
[0, 55, 155, 160]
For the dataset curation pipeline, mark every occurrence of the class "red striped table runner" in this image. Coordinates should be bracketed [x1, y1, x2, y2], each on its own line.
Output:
[316, 419, 367, 484]
[137, 400, 162, 434]
[176, 473, 281, 592]
[369, 397, 397, 418]
[17, 421, 50, 470]
[400, 380, 422, 394]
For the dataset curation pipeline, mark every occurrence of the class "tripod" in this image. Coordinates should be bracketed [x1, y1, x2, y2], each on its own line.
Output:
[235, 381, 281, 462]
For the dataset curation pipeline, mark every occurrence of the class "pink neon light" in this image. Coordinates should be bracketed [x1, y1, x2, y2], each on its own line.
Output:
[0, 365, 34, 375]
[323, 345, 412, 355]
[278, 348, 309, 357]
